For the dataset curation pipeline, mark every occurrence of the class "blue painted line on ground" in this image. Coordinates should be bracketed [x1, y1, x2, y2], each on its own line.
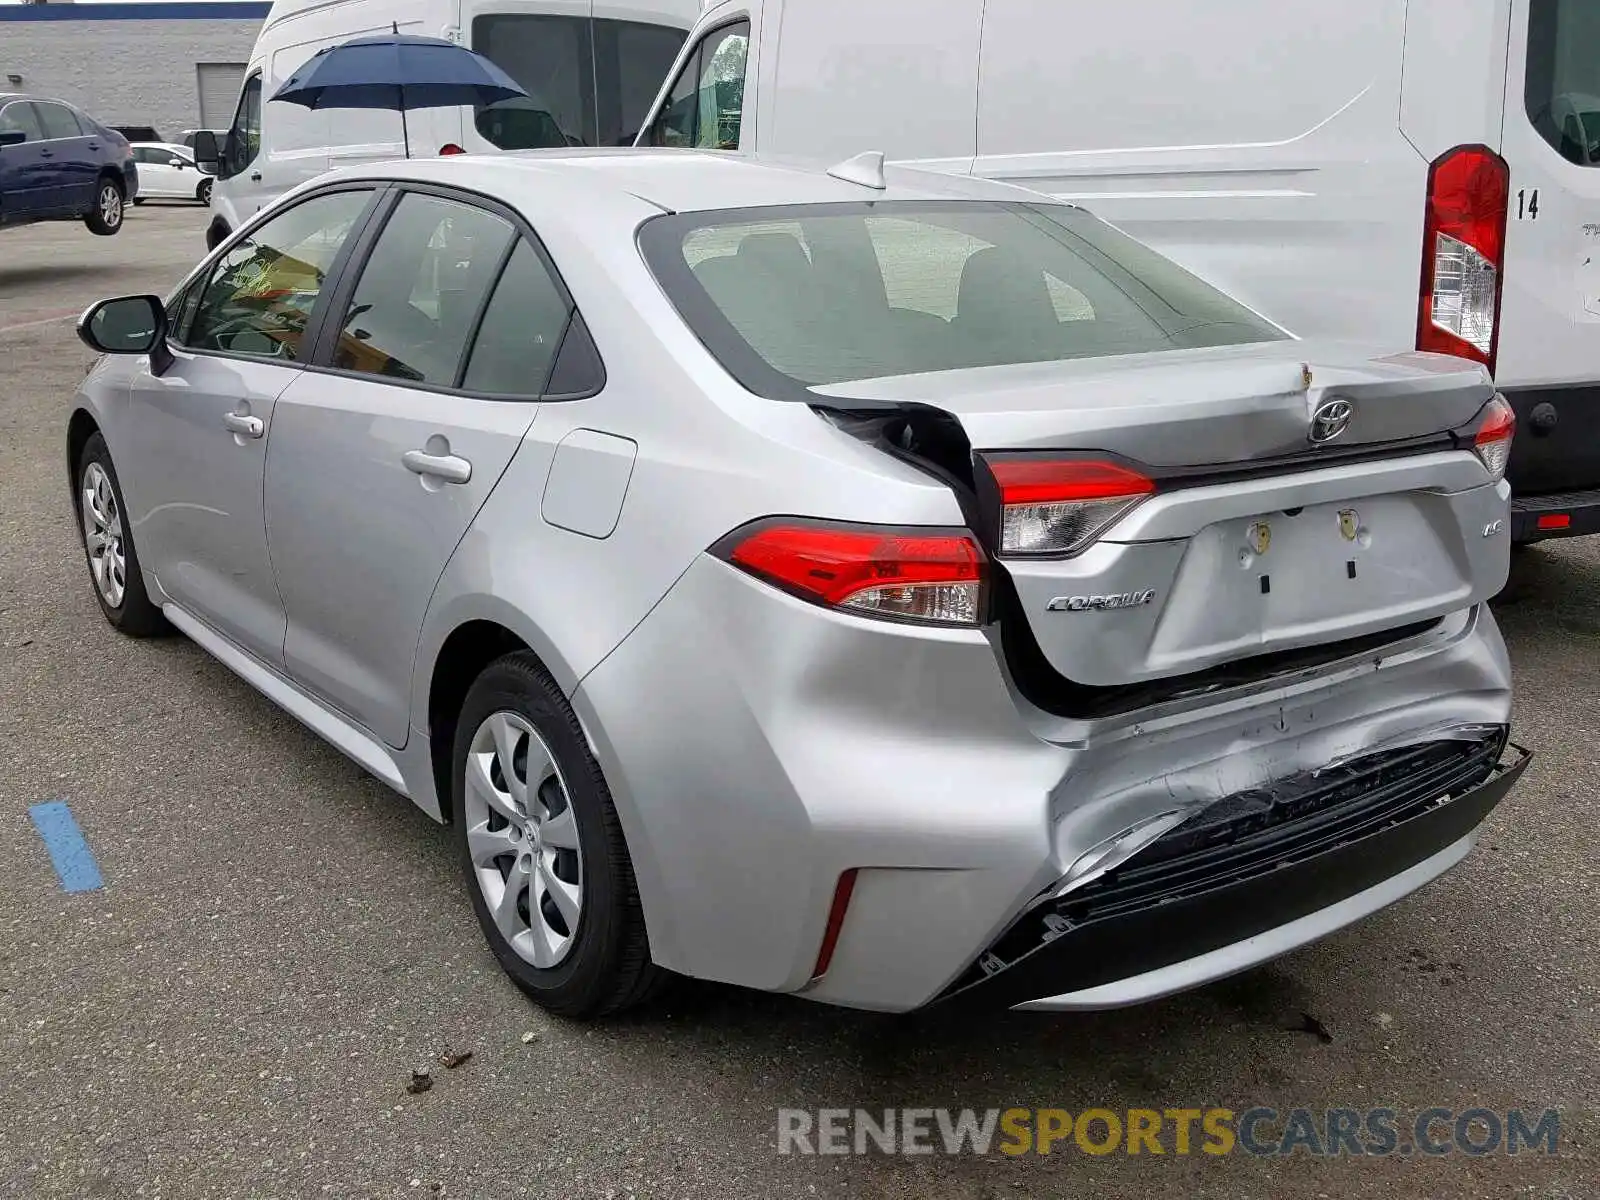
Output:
[28, 802, 104, 894]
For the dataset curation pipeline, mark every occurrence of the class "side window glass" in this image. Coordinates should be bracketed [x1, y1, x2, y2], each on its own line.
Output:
[597, 19, 688, 146]
[647, 45, 702, 147]
[0, 102, 45, 142]
[473, 15, 595, 149]
[36, 103, 83, 140]
[647, 21, 748, 150]
[224, 74, 263, 177]
[694, 23, 749, 149]
[185, 189, 373, 360]
[461, 239, 572, 394]
[332, 193, 515, 387]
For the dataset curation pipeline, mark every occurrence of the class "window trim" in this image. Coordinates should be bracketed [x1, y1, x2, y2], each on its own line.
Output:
[300, 179, 604, 403]
[166, 182, 387, 368]
[646, 17, 752, 150]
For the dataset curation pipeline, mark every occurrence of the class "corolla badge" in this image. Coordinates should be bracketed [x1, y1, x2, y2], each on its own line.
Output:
[1308, 398, 1355, 443]
[1046, 590, 1157, 612]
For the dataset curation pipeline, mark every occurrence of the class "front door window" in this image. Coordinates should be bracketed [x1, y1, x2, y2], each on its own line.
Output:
[646, 22, 750, 150]
[222, 73, 263, 179]
[183, 188, 373, 360]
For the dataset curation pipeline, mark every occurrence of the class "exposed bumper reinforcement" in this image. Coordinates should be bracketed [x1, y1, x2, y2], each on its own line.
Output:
[935, 734, 1529, 1011]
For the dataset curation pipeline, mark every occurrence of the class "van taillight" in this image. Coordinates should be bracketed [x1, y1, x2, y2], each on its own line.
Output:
[439, 143, 466, 156]
[1417, 144, 1509, 375]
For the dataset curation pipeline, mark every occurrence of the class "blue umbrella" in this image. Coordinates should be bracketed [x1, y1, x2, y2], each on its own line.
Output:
[271, 31, 528, 158]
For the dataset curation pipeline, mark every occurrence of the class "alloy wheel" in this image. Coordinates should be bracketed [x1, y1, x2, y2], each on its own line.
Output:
[100, 184, 122, 228]
[463, 710, 585, 968]
[81, 462, 126, 609]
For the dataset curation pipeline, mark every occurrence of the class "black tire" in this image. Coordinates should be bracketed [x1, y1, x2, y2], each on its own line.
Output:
[452, 652, 664, 1018]
[197, 179, 213, 206]
[75, 433, 168, 636]
[85, 177, 124, 235]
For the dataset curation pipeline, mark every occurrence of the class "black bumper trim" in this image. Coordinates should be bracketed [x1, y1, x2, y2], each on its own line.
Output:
[1510, 489, 1600, 543]
[936, 734, 1528, 1010]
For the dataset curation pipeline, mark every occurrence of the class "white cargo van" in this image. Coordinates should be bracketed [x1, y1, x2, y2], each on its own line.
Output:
[637, 0, 1600, 542]
[203, 0, 699, 248]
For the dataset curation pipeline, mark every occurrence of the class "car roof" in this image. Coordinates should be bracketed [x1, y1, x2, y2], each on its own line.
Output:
[319, 148, 1055, 215]
[134, 142, 191, 154]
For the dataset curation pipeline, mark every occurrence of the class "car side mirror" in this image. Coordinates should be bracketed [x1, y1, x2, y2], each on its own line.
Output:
[0, 130, 24, 149]
[170, 157, 187, 168]
[78, 296, 174, 372]
[192, 130, 221, 175]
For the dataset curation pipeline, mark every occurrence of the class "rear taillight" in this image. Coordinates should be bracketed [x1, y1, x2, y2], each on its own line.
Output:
[439, 143, 466, 156]
[1418, 144, 1509, 374]
[985, 457, 1155, 556]
[717, 520, 986, 627]
[1473, 395, 1516, 480]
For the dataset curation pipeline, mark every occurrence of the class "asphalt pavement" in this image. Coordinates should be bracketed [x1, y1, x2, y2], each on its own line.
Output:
[0, 206, 1595, 1199]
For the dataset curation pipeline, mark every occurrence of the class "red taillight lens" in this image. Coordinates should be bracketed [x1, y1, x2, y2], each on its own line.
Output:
[1418, 144, 1510, 374]
[987, 458, 1155, 556]
[719, 520, 986, 627]
[439, 143, 466, 156]
[1473, 395, 1516, 480]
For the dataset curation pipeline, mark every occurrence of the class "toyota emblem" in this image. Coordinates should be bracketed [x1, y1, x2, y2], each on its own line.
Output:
[1308, 398, 1354, 444]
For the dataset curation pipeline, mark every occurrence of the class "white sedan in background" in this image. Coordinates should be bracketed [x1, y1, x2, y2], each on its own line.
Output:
[130, 143, 211, 205]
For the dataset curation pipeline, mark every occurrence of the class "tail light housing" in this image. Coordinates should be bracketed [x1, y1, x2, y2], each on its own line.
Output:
[1473, 395, 1516, 480]
[1418, 145, 1510, 374]
[439, 143, 466, 156]
[716, 519, 987, 627]
[983, 457, 1156, 556]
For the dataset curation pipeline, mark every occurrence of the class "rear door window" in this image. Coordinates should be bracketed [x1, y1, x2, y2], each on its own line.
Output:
[1526, 0, 1600, 166]
[474, 14, 593, 148]
[473, 16, 688, 149]
[35, 103, 84, 141]
[330, 192, 516, 388]
[460, 239, 574, 395]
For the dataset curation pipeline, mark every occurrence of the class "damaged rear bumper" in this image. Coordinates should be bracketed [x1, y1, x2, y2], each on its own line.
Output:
[935, 731, 1529, 1011]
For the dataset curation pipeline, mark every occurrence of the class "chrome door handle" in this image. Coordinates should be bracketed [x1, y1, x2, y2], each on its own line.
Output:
[402, 449, 472, 484]
[223, 412, 264, 438]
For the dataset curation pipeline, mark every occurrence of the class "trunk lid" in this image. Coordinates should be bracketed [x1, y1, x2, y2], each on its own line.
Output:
[814, 341, 1509, 691]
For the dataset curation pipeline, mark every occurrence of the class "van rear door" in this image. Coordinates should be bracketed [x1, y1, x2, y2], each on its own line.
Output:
[1496, 0, 1600, 500]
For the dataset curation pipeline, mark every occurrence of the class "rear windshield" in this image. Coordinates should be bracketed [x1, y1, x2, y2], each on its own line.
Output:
[638, 201, 1286, 394]
[1526, 0, 1600, 166]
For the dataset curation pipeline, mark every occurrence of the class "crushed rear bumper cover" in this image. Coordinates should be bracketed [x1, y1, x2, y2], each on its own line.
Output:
[934, 730, 1528, 1011]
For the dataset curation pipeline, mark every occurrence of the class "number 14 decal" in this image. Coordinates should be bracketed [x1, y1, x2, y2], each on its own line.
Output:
[1517, 188, 1540, 220]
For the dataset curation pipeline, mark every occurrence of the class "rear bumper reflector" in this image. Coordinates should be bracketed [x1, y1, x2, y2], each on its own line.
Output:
[811, 868, 859, 980]
[1511, 489, 1600, 542]
[934, 731, 1527, 1009]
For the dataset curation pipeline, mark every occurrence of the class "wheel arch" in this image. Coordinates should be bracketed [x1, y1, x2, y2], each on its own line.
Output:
[66, 407, 102, 507]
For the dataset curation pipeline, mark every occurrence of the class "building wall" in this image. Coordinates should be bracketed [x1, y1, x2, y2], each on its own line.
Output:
[0, 3, 269, 139]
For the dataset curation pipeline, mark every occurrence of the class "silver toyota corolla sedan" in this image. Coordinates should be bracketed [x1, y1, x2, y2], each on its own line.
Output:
[66, 149, 1528, 1018]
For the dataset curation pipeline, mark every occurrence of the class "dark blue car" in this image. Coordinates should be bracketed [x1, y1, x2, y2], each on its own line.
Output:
[0, 94, 138, 236]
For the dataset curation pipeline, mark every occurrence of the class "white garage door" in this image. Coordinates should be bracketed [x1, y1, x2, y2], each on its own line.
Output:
[197, 63, 247, 129]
